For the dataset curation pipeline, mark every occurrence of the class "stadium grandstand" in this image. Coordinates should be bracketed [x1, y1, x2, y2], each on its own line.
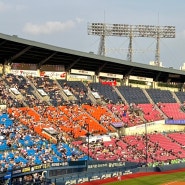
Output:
[1, 32, 185, 184]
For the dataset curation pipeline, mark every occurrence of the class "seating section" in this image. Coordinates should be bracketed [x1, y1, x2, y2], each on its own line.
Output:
[28, 76, 64, 106]
[167, 132, 185, 158]
[0, 108, 88, 171]
[117, 86, 150, 104]
[120, 135, 147, 163]
[88, 83, 120, 104]
[0, 113, 13, 129]
[0, 75, 24, 107]
[138, 104, 164, 122]
[4, 74, 44, 107]
[175, 91, 185, 103]
[148, 133, 185, 161]
[157, 103, 185, 120]
[107, 104, 144, 127]
[57, 80, 91, 104]
[58, 105, 107, 137]
[2, 74, 185, 171]
[73, 132, 185, 164]
[82, 104, 117, 132]
[146, 89, 176, 103]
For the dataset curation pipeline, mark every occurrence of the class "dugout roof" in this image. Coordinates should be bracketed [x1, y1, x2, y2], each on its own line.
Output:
[0, 32, 185, 83]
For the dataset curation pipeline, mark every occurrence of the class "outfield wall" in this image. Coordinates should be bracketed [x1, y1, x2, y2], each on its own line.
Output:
[3, 160, 185, 185]
[156, 162, 185, 172]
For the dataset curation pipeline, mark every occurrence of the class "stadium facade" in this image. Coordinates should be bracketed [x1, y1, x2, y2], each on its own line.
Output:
[1, 33, 185, 185]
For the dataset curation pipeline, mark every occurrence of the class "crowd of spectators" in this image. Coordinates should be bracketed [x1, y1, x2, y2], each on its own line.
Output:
[73, 132, 185, 168]
[1, 73, 185, 177]
[108, 103, 144, 127]
[0, 76, 24, 107]
[60, 81, 91, 105]
[0, 108, 86, 173]
[2, 74, 46, 107]
[28, 76, 64, 106]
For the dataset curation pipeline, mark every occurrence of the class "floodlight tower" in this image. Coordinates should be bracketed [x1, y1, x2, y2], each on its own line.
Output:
[98, 24, 106, 56]
[127, 25, 133, 62]
[154, 25, 175, 66]
[87, 23, 175, 64]
[87, 23, 107, 56]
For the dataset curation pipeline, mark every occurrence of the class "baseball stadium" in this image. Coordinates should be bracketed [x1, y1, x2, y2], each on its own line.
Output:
[1, 21, 185, 185]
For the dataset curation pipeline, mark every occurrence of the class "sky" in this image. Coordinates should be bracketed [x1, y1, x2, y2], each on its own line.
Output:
[1, 0, 185, 70]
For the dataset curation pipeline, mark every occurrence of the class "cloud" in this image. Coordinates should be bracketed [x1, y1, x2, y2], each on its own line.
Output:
[23, 20, 79, 35]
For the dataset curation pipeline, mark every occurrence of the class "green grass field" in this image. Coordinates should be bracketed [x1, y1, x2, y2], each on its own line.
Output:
[103, 171, 185, 185]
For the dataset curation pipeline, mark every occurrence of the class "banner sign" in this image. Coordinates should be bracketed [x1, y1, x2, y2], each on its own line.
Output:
[129, 75, 153, 82]
[88, 161, 125, 169]
[40, 71, 66, 79]
[69, 74, 92, 80]
[165, 119, 185, 124]
[101, 80, 117, 86]
[99, 72, 123, 79]
[12, 162, 69, 175]
[71, 69, 95, 76]
[111, 122, 124, 128]
[10, 70, 38, 77]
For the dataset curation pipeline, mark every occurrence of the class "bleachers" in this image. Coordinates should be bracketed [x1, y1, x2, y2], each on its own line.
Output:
[88, 83, 120, 104]
[149, 133, 185, 160]
[118, 86, 150, 104]
[0, 109, 88, 171]
[57, 80, 91, 105]
[0, 75, 24, 107]
[107, 104, 144, 127]
[138, 104, 164, 122]
[158, 103, 185, 120]
[4, 74, 43, 107]
[2, 74, 185, 172]
[146, 89, 176, 103]
[82, 104, 117, 132]
[0, 113, 13, 128]
[58, 105, 108, 136]
[29, 76, 65, 106]
[168, 132, 185, 157]
[175, 91, 185, 103]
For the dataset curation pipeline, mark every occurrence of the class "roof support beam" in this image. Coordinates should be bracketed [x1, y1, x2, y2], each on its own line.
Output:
[7, 46, 32, 64]
[154, 71, 161, 81]
[65, 57, 82, 72]
[0, 40, 6, 46]
[95, 62, 107, 75]
[125, 67, 134, 77]
[38, 52, 57, 68]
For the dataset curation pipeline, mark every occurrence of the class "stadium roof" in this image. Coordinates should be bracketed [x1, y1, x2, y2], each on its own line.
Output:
[0, 32, 185, 83]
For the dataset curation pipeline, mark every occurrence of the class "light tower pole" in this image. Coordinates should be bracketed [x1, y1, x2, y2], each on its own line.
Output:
[155, 26, 161, 66]
[98, 23, 106, 56]
[127, 26, 133, 62]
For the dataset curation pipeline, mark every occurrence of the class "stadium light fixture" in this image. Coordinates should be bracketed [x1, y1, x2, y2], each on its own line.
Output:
[88, 23, 175, 64]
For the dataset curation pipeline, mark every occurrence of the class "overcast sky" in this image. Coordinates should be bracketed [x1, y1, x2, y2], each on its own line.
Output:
[1, 0, 185, 69]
